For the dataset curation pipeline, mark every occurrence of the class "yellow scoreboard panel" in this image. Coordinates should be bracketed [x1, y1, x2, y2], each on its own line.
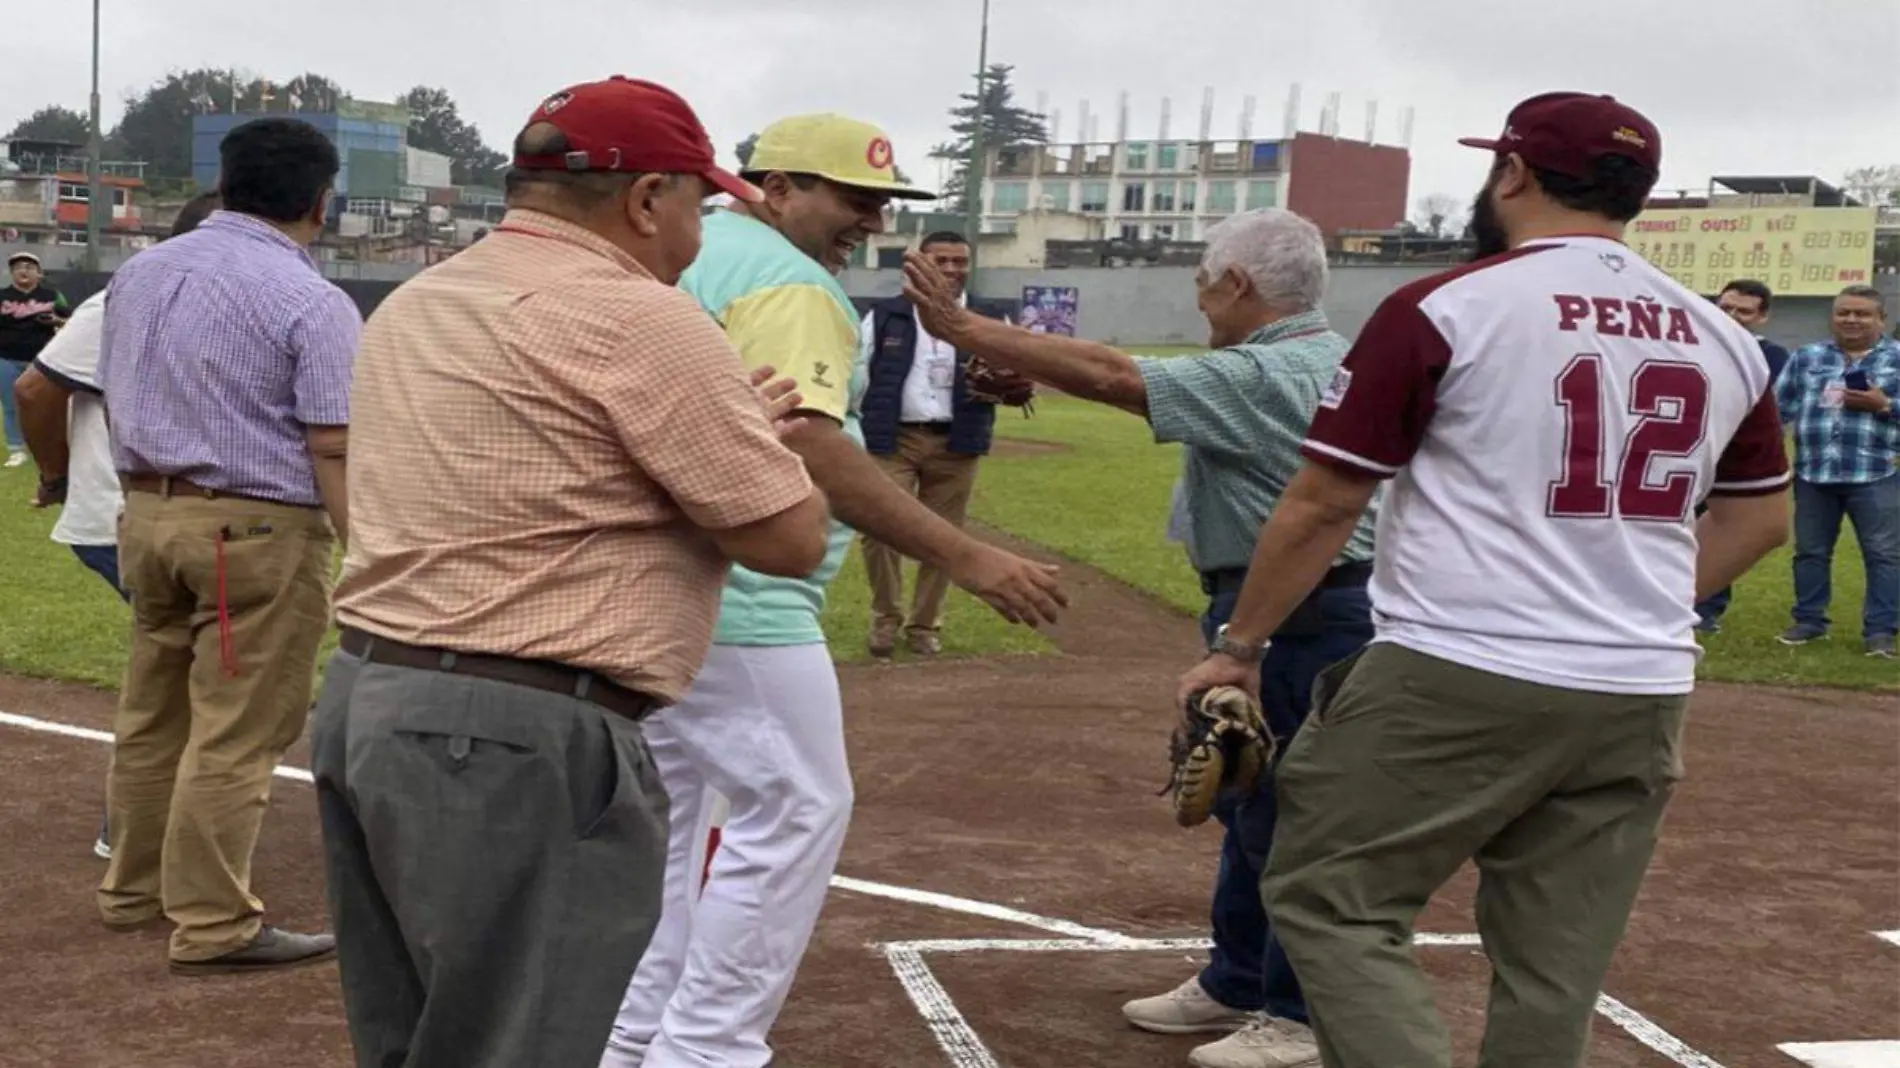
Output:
[1627, 206, 1877, 297]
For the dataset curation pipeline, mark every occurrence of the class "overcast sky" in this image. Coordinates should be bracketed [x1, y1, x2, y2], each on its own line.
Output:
[11, 0, 1897, 213]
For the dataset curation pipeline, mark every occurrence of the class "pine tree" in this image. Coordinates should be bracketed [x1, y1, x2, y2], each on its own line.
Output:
[929, 64, 1048, 212]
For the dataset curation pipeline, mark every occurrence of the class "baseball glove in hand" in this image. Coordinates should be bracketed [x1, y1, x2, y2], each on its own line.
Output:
[1163, 686, 1275, 828]
[965, 356, 1036, 412]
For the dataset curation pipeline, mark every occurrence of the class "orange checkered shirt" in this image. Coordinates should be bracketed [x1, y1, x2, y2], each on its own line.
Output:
[332, 209, 815, 703]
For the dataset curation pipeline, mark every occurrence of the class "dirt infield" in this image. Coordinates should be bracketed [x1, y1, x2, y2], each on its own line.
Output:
[0, 549, 1894, 1068]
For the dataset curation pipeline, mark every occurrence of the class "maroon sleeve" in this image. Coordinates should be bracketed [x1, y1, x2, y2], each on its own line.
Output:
[1709, 388, 1791, 496]
[1301, 294, 1452, 478]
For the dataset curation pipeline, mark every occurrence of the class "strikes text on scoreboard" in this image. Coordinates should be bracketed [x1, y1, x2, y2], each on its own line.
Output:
[1625, 206, 1877, 298]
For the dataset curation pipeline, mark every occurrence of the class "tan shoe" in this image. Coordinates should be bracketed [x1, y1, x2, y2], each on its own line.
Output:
[868, 619, 898, 659]
[1121, 976, 1252, 1035]
[1189, 1016, 1321, 1068]
[906, 630, 942, 657]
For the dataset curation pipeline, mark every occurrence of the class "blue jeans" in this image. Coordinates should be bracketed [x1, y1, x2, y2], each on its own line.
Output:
[1196, 582, 1375, 1024]
[1694, 585, 1732, 624]
[0, 359, 24, 449]
[1791, 475, 1900, 639]
[70, 543, 129, 601]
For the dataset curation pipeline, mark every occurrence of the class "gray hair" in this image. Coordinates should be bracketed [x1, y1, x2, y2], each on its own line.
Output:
[1199, 208, 1328, 311]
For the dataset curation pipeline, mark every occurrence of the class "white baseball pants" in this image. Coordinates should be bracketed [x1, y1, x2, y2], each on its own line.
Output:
[600, 643, 853, 1068]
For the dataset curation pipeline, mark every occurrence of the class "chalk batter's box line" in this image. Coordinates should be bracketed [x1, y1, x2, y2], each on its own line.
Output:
[878, 935, 1733, 1068]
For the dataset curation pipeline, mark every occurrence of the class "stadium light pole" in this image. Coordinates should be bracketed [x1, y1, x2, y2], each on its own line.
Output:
[84, 0, 106, 270]
[963, 0, 990, 289]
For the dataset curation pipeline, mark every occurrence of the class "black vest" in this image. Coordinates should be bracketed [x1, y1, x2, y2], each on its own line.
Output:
[859, 296, 998, 456]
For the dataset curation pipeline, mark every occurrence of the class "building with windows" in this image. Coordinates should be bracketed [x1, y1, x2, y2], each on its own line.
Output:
[977, 131, 1408, 244]
[191, 100, 464, 261]
[0, 138, 149, 249]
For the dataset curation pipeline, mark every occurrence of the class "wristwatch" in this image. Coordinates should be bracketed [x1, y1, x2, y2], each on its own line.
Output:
[1209, 623, 1267, 662]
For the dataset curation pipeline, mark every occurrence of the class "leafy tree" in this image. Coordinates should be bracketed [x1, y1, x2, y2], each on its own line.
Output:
[401, 86, 507, 186]
[1410, 193, 1466, 238]
[1842, 164, 1900, 207]
[109, 68, 240, 179]
[6, 106, 91, 144]
[928, 63, 1048, 212]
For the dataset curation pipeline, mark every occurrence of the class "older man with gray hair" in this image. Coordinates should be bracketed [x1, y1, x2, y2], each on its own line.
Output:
[904, 206, 1378, 1068]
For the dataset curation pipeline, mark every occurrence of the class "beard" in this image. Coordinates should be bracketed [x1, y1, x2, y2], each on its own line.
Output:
[1469, 184, 1511, 260]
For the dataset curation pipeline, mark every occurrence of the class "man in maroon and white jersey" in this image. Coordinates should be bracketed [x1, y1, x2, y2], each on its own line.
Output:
[1176, 92, 1792, 1068]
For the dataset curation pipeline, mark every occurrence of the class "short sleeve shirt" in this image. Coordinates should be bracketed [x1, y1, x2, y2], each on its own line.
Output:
[31, 292, 122, 546]
[1135, 311, 1378, 573]
[680, 211, 869, 647]
[331, 209, 815, 703]
[1301, 236, 1789, 695]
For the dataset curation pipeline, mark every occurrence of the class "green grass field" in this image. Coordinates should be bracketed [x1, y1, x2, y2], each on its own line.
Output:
[0, 387, 1890, 692]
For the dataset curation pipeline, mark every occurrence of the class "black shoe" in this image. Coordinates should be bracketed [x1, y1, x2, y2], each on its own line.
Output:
[169, 926, 337, 975]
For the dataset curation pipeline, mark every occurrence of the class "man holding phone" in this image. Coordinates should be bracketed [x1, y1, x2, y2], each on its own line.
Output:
[1774, 284, 1899, 658]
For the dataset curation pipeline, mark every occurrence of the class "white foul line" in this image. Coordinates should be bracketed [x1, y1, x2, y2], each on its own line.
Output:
[831, 876, 1135, 944]
[875, 933, 1482, 955]
[1776, 1041, 1900, 1068]
[1594, 994, 1729, 1068]
[0, 707, 1121, 938]
[884, 948, 1000, 1068]
[1875, 931, 1900, 950]
[0, 709, 314, 783]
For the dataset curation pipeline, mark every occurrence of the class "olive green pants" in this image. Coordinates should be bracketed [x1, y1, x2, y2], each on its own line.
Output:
[1264, 642, 1687, 1068]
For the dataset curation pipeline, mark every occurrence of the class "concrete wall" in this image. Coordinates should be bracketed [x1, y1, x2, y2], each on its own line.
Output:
[839, 265, 1900, 348]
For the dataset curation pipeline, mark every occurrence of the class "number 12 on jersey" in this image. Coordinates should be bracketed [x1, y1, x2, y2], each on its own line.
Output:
[1548, 355, 1711, 522]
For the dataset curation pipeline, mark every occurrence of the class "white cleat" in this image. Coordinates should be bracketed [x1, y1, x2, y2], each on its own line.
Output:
[1189, 1015, 1322, 1068]
[1122, 976, 1254, 1035]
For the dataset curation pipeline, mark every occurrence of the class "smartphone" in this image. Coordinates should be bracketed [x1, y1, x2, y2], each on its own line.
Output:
[1843, 368, 1870, 392]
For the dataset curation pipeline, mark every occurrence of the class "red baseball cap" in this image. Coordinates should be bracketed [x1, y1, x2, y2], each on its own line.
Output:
[1459, 92, 1661, 178]
[513, 76, 761, 203]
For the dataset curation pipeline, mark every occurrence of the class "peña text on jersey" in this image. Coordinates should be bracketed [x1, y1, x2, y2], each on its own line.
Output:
[1552, 294, 1701, 345]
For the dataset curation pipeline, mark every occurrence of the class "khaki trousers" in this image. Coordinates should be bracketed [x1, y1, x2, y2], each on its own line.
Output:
[98, 491, 334, 962]
[860, 425, 980, 635]
[1264, 642, 1688, 1068]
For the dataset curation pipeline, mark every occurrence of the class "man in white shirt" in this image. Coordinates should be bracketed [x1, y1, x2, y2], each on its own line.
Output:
[856, 231, 1027, 657]
[1175, 93, 1792, 1068]
[13, 190, 223, 860]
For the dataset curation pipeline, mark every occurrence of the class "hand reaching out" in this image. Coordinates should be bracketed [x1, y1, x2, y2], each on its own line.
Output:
[750, 364, 808, 440]
[902, 252, 975, 345]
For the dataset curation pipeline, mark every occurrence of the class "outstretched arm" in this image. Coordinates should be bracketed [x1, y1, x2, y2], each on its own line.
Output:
[903, 253, 1147, 416]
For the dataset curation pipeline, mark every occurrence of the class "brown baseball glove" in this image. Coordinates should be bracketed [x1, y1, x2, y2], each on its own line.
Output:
[965, 355, 1036, 411]
[1163, 686, 1275, 828]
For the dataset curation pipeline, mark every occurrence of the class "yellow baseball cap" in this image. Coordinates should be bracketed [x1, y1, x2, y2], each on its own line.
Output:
[746, 113, 937, 200]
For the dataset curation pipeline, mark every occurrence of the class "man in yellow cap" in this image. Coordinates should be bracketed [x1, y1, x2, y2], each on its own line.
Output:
[599, 114, 1069, 1068]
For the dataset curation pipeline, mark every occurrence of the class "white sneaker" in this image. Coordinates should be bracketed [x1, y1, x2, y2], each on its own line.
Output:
[1122, 976, 1253, 1035]
[1189, 1016, 1321, 1068]
[3, 452, 25, 468]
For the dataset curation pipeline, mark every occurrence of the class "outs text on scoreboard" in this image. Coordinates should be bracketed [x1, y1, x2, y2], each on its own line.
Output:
[1626, 207, 1878, 298]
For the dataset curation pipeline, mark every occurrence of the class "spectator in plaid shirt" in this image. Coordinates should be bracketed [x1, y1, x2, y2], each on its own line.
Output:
[1773, 284, 1899, 658]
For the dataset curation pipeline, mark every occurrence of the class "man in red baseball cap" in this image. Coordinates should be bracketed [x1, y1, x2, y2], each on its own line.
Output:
[1456, 91, 1662, 260]
[481, 75, 766, 283]
[1177, 88, 1790, 1068]
[313, 75, 830, 1068]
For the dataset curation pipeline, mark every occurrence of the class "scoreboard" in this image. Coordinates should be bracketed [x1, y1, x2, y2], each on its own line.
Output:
[1627, 206, 1877, 297]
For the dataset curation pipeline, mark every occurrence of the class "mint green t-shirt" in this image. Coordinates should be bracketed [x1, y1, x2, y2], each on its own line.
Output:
[680, 212, 867, 647]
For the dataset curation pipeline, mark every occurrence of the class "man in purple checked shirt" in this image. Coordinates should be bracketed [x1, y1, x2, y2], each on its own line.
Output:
[95, 117, 359, 976]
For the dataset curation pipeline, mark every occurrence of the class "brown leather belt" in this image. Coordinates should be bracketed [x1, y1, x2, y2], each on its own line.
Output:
[337, 626, 659, 722]
[118, 473, 300, 507]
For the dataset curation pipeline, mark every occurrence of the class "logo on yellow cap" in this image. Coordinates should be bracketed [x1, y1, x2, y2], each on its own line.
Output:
[866, 137, 894, 170]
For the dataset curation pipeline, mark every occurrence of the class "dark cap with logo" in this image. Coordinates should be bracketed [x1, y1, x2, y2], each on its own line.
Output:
[1459, 92, 1661, 178]
[512, 75, 761, 203]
